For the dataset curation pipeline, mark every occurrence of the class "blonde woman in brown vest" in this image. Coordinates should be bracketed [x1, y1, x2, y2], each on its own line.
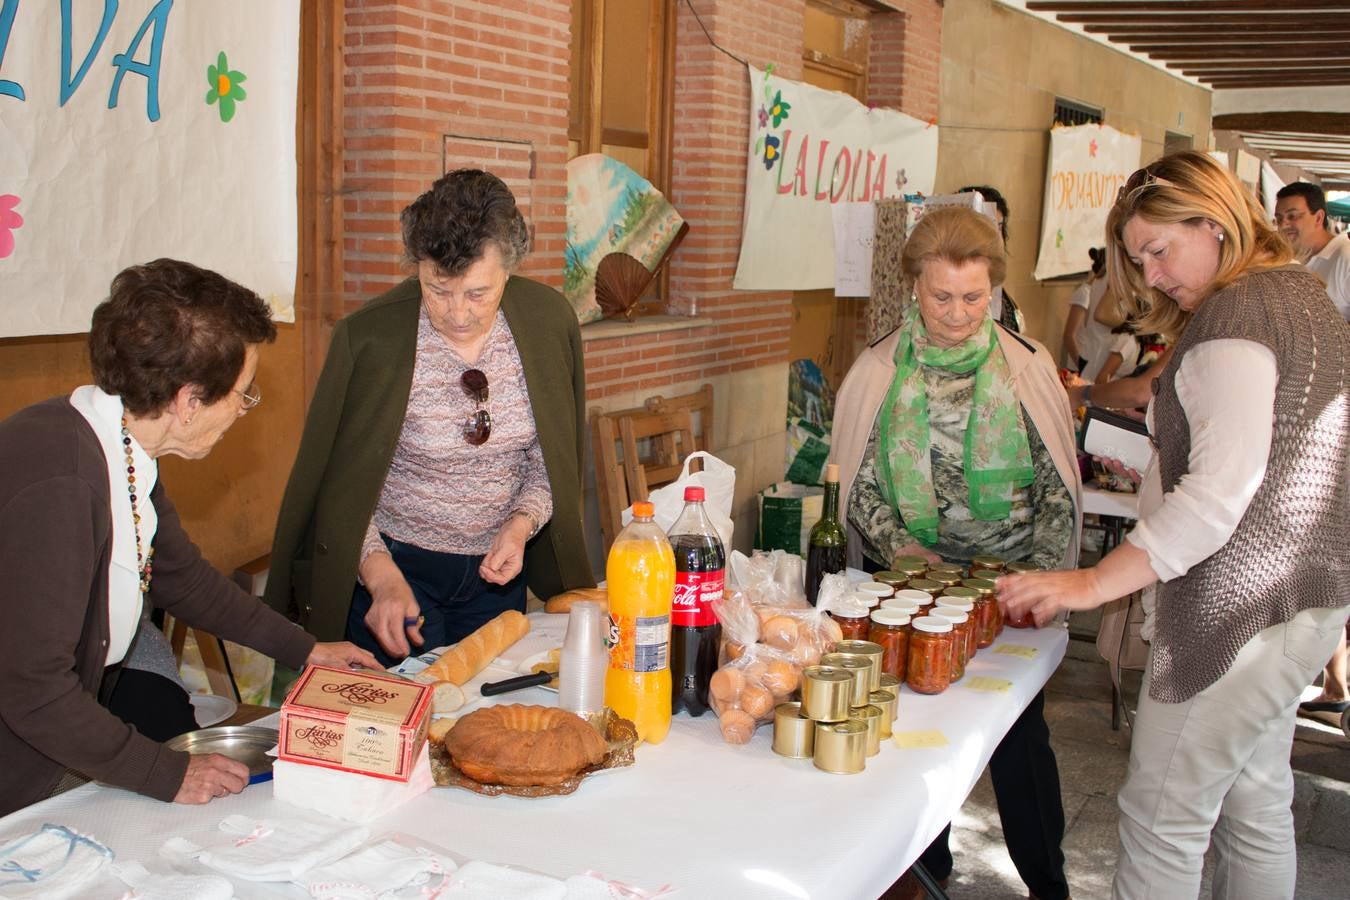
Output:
[999, 150, 1350, 899]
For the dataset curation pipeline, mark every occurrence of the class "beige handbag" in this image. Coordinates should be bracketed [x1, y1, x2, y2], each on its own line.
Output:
[1096, 591, 1148, 730]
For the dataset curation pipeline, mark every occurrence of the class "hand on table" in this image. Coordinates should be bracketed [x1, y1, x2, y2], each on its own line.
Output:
[359, 551, 423, 659]
[996, 568, 1107, 627]
[307, 641, 380, 671]
[480, 515, 531, 585]
[892, 542, 943, 567]
[174, 752, 248, 804]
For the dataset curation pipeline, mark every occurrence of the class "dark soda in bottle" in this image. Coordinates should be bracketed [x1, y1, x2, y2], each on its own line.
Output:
[667, 486, 725, 716]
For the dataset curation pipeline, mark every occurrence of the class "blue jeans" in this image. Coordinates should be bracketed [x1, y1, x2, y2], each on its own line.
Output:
[346, 534, 527, 668]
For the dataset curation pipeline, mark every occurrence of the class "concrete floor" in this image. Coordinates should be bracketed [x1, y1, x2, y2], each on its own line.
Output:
[925, 625, 1350, 900]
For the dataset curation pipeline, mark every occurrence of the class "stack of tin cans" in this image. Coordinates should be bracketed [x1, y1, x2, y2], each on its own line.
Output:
[771, 638, 898, 774]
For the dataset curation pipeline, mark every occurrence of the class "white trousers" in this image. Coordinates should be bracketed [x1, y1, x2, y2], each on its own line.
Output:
[1113, 604, 1350, 900]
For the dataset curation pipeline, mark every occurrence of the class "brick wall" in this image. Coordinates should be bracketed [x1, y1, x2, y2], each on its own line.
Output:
[343, 0, 571, 303]
[581, 0, 807, 401]
[867, 1, 942, 124]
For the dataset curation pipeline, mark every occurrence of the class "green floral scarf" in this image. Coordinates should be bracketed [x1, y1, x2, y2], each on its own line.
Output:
[875, 305, 1034, 547]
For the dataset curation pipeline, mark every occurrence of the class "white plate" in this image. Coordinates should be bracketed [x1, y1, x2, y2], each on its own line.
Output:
[188, 693, 238, 728]
[515, 648, 563, 692]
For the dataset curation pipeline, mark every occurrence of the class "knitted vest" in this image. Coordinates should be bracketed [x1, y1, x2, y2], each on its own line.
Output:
[1149, 266, 1350, 703]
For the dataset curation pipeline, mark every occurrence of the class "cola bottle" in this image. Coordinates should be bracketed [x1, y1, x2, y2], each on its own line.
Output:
[667, 486, 725, 716]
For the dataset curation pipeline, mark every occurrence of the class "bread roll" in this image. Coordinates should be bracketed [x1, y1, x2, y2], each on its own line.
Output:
[417, 610, 530, 685]
[429, 680, 465, 714]
[545, 587, 608, 614]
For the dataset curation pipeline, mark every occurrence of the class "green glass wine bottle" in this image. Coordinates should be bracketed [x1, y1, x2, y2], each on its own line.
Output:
[805, 462, 847, 606]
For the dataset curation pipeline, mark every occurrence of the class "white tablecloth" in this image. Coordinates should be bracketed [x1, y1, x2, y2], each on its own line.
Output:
[0, 615, 1067, 899]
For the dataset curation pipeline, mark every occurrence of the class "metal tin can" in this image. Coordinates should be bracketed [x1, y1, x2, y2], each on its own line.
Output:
[813, 720, 867, 774]
[819, 653, 872, 707]
[878, 672, 901, 695]
[832, 639, 884, 691]
[868, 689, 897, 736]
[800, 665, 852, 722]
[850, 704, 884, 756]
[772, 702, 815, 758]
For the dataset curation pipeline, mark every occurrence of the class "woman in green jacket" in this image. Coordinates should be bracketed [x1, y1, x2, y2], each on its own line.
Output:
[266, 170, 594, 665]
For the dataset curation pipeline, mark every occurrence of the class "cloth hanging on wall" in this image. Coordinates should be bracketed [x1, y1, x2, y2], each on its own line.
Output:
[733, 65, 938, 291]
[0, 1, 300, 337]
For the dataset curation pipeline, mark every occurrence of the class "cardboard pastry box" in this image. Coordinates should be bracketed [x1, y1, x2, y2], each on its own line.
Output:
[278, 665, 432, 782]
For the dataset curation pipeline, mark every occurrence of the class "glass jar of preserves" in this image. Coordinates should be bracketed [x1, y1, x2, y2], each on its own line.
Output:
[830, 606, 871, 641]
[971, 555, 1005, 572]
[1005, 560, 1038, 574]
[906, 578, 943, 600]
[934, 596, 978, 661]
[856, 581, 894, 604]
[872, 570, 909, 591]
[893, 555, 930, 578]
[930, 608, 971, 681]
[881, 597, 922, 618]
[868, 609, 911, 680]
[927, 570, 963, 589]
[969, 568, 1002, 581]
[970, 592, 998, 649]
[1002, 561, 1039, 627]
[906, 616, 954, 694]
[963, 579, 1005, 637]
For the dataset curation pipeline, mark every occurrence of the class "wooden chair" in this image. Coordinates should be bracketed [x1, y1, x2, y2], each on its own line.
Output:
[165, 615, 241, 701]
[591, 384, 715, 551]
[619, 407, 697, 507]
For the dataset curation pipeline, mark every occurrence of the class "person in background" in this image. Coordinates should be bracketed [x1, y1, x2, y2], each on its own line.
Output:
[266, 170, 594, 666]
[831, 206, 1081, 900]
[958, 185, 1023, 333]
[1274, 181, 1350, 320]
[0, 259, 377, 817]
[1063, 247, 1140, 383]
[1000, 151, 1350, 899]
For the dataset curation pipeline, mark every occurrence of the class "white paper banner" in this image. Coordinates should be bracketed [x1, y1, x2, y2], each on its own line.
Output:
[1260, 160, 1285, 218]
[733, 65, 937, 291]
[0, 1, 299, 337]
[1033, 124, 1141, 281]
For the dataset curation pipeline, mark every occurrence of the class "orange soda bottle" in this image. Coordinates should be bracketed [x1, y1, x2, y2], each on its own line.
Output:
[604, 500, 674, 743]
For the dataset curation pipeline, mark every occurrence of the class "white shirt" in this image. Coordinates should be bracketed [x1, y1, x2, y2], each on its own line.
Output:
[1124, 340, 1278, 638]
[1306, 232, 1350, 321]
[69, 386, 159, 666]
[1069, 278, 1137, 380]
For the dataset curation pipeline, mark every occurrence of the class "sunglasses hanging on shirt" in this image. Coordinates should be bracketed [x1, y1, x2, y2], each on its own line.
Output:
[461, 368, 491, 445]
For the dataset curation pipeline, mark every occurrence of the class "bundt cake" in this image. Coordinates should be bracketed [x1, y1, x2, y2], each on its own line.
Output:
[445, 704, 608, 786]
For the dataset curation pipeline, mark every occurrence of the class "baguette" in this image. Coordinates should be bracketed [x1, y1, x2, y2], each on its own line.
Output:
[545, 587, 608, 615]
[429, 680, 466, 714]
[418, 609, 530, 685]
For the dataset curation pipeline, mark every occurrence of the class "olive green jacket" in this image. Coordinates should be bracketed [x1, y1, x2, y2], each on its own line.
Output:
[264, 276, 596, 641]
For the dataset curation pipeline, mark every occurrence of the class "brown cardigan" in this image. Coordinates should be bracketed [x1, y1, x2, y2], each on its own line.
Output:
[0, 398, 315, 817]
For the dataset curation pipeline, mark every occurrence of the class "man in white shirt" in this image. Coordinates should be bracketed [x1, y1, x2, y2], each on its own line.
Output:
[1274, 182, 1350, 321]
[1274, 182, 1350, 722]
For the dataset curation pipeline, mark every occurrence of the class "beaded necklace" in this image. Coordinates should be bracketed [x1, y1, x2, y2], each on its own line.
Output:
[120, 416, 154, 594]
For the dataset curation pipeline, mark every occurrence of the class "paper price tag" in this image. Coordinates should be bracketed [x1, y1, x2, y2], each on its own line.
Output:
[892, 730, 949, 749]
[994, 644, 1038, 659]
[964, 676, 1012, 693]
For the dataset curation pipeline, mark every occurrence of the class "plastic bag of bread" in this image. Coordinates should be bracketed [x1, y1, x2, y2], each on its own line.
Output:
[707, 642, 800, 744]
[711, 586, 759, 666]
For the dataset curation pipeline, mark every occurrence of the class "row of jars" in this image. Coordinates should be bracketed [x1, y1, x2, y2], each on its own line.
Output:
[827, 556, 1042, 696]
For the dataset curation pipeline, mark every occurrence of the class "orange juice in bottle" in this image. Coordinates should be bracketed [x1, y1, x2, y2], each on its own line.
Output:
[604, 501, 674, 743]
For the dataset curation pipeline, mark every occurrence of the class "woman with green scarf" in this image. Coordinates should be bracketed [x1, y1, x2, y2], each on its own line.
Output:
[829, 206, 1082, 899]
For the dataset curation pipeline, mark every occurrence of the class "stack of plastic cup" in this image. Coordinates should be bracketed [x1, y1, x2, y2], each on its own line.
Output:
[559, 601, 608, 715]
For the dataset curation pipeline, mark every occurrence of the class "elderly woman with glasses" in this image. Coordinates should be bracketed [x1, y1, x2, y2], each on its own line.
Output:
[0, 259, 377, 817]
[830, 205, 1082, 900]
[267, 170, 594, 665]
[1000, 151, 1350, 898]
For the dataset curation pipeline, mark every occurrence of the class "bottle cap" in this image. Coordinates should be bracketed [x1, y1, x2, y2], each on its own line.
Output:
[632, 501, 655, 517]
[683, 486, 705, 502]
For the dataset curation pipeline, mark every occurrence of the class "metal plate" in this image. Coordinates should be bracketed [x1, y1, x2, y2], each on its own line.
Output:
[166, 725, 278, 783]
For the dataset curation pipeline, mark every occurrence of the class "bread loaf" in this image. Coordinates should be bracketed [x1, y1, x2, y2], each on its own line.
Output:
[429, 680, 466, 714]
[545, 587, 608, 615]
[417, 610, 530, 685]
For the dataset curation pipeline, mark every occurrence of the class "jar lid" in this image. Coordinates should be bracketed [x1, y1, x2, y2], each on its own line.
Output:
[880, 598, 921, 614]
[893, 555, 930, 570]
[870, 608, 911, 626]
[969, 568, 1002, 580]
[943, 586, 980, 600]
[911, 615, 953, 634]
[872, 570, 909, 586]
[895, 588, 935, 604]
[972, 555, 1005, 569]
[934, 597, 974, 612]
[931, 608, 969, 625]
[927, 562, 963, 574]
[855, 582, 893, 598]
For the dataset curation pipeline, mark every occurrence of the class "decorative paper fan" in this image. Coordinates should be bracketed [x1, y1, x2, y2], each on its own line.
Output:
[565, 154, 688, 323]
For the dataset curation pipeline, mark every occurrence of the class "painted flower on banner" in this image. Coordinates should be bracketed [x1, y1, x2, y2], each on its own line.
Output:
[769, 90, 791, 127]
[757, 106, 769, 129]
[0, 195, 22, 259]
[762, 135, 781, 171]
[206, 52, 248, 122]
